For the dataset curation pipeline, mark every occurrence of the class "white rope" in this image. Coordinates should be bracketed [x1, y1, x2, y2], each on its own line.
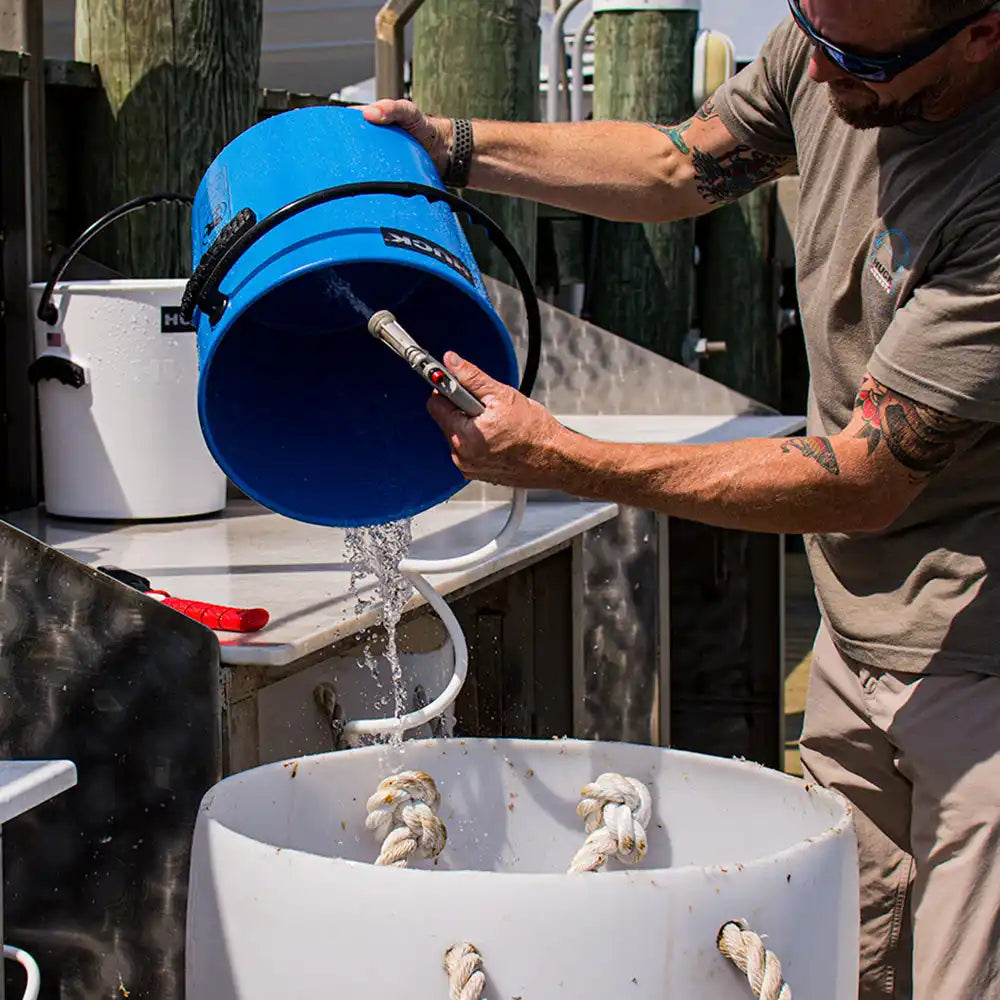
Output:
[567, 772, 652, 874]
[444, 942, 486, 1000]
[718, 921, 793, 1000]
[365, 770, 447, 867]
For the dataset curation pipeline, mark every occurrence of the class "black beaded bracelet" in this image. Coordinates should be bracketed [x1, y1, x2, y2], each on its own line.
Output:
[444, 118, 474, 189]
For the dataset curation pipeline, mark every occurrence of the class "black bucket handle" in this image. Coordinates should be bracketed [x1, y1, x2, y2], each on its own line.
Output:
[181, 182, 542, 399]
[36, 193, 194, 327]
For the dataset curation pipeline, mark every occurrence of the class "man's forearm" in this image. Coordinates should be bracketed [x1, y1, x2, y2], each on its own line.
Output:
[549, 431, 906, 535]
[457, 119, 708, 223]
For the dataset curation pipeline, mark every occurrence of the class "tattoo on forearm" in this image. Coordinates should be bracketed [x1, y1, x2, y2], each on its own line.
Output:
[693, 145, 792, 204]
[781, 437, 841, 476]
[854, 375, 983, 475]
[649, 121, 693, 155]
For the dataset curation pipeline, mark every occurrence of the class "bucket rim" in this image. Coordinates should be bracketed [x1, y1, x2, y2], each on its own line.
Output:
[198, 737, 856, 882]
[29, 278, 189, 294]
[195, 250, 520, 526]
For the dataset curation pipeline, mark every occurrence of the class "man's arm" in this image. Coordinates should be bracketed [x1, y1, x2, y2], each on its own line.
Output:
[362, 97, 796, 224]
[428, 361, 988, 535]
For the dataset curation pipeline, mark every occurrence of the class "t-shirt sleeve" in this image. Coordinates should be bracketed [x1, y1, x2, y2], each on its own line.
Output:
[870, 206, 1000, 423]
[712, 17, 805, 160]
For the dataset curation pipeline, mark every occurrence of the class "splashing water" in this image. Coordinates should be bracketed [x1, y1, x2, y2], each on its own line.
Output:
[331, 269, 416, 748]
[345, 520, 414, 747]
[325, 269, 374, 323]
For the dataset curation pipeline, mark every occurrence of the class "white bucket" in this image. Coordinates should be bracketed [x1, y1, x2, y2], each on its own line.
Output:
[29, 279, 226, 520]
[187, 739, 858, 999]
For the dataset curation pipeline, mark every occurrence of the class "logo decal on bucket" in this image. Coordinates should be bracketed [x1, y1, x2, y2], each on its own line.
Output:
[381, 228, 475, 286]
[161, 307, 196, 333]
[199, 165, 233, 248]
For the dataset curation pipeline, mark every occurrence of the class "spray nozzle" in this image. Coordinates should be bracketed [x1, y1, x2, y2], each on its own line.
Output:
[367, 310, 485, 417]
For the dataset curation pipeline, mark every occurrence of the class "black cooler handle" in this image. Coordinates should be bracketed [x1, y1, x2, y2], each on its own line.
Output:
[36, 193, 194, 327]
[27, 355, 86, 389]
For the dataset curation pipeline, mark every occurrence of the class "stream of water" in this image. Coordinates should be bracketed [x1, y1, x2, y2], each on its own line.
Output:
[345, 520, 414, 745]
[327, 268, 415, 745]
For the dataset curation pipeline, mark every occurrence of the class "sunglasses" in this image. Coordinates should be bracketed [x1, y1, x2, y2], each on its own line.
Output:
[788, 0, 998, 82]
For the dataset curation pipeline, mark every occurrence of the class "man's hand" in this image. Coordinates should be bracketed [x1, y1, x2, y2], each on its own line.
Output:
[427, 353, 571, 489]
[361, 99, 452, 178]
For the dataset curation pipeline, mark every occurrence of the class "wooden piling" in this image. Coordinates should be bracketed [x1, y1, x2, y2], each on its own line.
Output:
[412, 0, 540, 284]
[0, 0, 46, 509]
[74, 0, 263, 277]
[697, 187, 780, 407]
[587, 7, 699, 359]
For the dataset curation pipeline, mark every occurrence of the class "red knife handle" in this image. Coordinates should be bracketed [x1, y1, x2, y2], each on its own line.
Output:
[150, 592, 270, 633]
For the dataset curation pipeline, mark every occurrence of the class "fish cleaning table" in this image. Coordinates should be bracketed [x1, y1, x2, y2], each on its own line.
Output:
[9, 496, 617, 771]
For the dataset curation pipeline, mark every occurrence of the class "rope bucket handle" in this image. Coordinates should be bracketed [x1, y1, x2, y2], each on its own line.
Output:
[718, 921, 793, 1000]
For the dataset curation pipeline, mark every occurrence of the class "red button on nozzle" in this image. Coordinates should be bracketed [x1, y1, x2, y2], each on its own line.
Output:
[429, 368, 447, 386]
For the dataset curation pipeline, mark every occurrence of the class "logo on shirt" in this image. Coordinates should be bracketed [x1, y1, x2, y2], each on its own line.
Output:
[866, 229, 911, 310]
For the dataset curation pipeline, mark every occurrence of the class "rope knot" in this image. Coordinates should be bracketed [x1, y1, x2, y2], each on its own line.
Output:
[568, 772, 652, 874]
[365, 770, 447, 867]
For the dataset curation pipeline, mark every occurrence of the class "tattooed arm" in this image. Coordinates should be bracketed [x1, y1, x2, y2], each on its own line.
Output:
[424, 97, 795, 223]
[434, 361, 987, 535]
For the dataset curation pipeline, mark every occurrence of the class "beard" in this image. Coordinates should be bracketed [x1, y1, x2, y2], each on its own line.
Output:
[827, 73, 951, 128]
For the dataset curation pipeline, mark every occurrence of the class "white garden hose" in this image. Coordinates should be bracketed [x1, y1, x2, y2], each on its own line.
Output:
[341, 490, 526, 742]
[398, 489, 527, 575]
[4, 944, 41, 1000]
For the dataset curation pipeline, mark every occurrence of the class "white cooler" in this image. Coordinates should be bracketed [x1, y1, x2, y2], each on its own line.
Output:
[29, 279, 227, 520]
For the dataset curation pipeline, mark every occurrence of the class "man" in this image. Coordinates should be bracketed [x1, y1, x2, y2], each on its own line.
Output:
[362, 2, 1000, 996]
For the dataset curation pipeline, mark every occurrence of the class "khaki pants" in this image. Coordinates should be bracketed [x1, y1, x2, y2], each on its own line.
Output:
[799, 624, 1000, 999]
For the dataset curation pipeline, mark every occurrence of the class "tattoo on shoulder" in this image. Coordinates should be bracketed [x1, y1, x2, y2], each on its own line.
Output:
[649, 121, 693, 155]
[781, 437, 841, 476]
[693, 145, 792, 204]
[854, 375, 984, 476]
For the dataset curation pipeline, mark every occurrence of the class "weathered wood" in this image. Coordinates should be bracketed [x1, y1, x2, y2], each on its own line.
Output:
[44, 56, 100, 88]
[698, 186, 781, 407]
[588, 10, 699, 360]
[0, 0, 45, 511]
[0, 47, 26, 78]
[258, 87, 354, 117]
[375, 0, 426, 101]
[0, 0, 46, 280]
[74, 0, 263, 277]
[412, 0, 540, 285]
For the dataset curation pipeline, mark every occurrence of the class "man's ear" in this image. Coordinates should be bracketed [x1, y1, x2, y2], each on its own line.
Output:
[964, 13, 1000, 63]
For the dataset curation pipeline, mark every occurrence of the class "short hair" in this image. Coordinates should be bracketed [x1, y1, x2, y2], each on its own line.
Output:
[915, 0, 996, 27]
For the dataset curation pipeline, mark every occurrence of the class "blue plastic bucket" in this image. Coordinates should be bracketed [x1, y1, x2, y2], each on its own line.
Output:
[186, 106, 532, 527]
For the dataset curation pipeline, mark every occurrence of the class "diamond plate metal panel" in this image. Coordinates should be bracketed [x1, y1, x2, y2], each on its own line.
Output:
[486, 276, 774, 417]
[0, 522, 221, 1000]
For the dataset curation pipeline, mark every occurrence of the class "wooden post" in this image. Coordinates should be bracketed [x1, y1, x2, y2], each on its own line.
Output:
[697, 188, 780, 407]
[0, 0, 45, 510]
[375, 0, 426, 101]
[412, 0, 540, 284]
[75, 0, 263, 277]
[588, 6, 699, 360]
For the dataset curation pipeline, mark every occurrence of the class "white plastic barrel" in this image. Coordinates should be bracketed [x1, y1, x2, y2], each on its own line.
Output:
[29, 280, 226, 520]
[187, 738, 858, 999]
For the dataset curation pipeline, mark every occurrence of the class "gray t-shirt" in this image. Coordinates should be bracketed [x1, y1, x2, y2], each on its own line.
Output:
[715, 18, 1000, 674]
